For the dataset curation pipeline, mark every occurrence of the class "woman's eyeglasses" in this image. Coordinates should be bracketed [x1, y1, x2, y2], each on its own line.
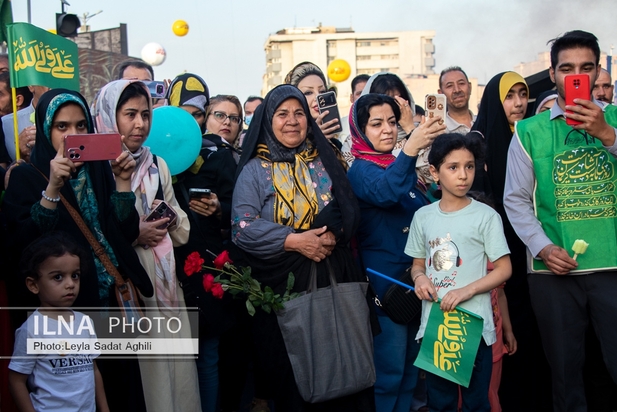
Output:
[211, 111, 242, 125]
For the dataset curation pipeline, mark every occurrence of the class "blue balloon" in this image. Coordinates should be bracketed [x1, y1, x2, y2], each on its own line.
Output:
[147, 106, 202, 175]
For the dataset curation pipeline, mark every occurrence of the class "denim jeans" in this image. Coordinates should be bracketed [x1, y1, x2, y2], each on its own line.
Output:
[426, 341, 492, 412]
[374, 315, 421, 412]
[196, 336, 219, 412]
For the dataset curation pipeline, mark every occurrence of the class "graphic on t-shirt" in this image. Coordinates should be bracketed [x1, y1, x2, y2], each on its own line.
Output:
[48, 355, 94, 375]
[428, 233, 462, 271]
[427, 233, 462, 291]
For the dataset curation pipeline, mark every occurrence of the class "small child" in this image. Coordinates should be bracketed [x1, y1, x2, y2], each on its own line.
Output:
[404, 133, 512, 412]
[8, 232, 109, 412]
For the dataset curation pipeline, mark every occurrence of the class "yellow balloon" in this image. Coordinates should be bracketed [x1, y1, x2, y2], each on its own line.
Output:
[172, 20, 189, 37]
[327, 59, 351, 83]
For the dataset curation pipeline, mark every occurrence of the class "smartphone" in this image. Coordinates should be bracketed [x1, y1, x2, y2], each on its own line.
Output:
[317, 91, 342, 134]
[64, 133, 122, 162]
[425, 94, 446, 125]
[144, 81, 166, 99]
[145, 201, 177, 229]
[565, 74, 591, 126]
[189, 188, 211, 199]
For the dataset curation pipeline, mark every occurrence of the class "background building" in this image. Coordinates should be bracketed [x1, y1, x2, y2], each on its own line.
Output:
[262, 25, 482, 114]
[262, 25, 471, 114]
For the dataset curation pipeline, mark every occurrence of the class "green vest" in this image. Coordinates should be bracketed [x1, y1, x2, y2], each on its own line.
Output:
[516, 106, 617, 273]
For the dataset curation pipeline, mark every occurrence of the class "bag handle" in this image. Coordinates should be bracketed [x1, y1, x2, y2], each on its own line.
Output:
[33, 166, 132, 301]
[306, 259, 338, 294]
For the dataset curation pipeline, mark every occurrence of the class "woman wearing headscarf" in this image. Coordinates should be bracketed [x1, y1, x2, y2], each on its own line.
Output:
[471, 72, 551, 411]
[285, 61, 342, 143]
[360, 72, 441, 199]
[92, 80, 200, 412]
[361, 73, 416, 153]
[533, 89, 558, 115]
[471, 71, 529, 201]
[3, 88, 150, 411]
[232, 84, 373, 411]
[348, 93, 443, 412]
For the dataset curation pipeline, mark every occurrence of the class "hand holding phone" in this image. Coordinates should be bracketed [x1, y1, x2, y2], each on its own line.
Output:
[145, 201, 177, 230]
[188, 190, 220, 218]
[565, 74, 590, 126]
[189, 188, 211, 199]
[64, 133, 122, 162]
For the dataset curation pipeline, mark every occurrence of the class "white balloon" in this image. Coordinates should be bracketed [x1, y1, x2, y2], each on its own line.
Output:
[141, 42, 166, 66]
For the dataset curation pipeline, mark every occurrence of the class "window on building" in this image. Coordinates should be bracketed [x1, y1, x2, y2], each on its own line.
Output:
[357, 55, 371, 60]
[356, 41, 371, 47]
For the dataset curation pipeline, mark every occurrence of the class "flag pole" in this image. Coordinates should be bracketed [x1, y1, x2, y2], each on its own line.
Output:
[11, 87, 19, 160]
[366, 268, 481, 318]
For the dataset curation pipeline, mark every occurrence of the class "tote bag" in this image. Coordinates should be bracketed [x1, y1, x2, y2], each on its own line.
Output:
[276, 260, 376, 403]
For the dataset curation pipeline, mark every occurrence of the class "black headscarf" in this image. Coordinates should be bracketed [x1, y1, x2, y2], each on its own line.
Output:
[471, 72, 529, 205]
[4, 88, 152, 303]
[237, 84, 360, 243]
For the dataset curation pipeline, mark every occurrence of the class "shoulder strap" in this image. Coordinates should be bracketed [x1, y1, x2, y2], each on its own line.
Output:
[152, 155, 164, 200]
[32, 166, 130, 295]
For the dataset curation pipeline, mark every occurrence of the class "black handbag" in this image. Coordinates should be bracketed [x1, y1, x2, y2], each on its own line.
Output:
[371, 268, 422, 324]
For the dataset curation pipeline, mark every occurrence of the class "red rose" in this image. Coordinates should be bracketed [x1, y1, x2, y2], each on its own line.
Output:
[211, 283, 224, 299]
[213, 250, 233, 269]
[202, 274, 215, 292]
[184, 252, 205, 276]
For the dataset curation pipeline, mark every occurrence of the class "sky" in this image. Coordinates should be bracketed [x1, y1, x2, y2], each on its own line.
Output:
[13, 0, 617, 103]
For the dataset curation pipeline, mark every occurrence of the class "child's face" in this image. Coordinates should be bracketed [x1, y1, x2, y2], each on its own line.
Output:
[26, 254, 81, 308]
[430, 148, 475, 200]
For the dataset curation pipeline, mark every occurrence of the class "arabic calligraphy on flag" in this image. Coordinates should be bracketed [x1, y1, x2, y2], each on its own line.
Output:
[414, 303, 483, 388]
[7, 23, 79, 90]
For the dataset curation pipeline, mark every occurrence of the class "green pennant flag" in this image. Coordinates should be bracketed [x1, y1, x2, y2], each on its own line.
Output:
[414, 303, 484, 388]
[7, 22, 79, 90]
[0, 0, 13, 44]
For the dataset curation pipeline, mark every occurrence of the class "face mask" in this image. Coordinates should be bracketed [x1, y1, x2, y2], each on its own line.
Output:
[245, 114, 253, 126]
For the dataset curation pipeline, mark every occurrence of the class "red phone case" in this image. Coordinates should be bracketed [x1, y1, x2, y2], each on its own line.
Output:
[64, 133, 122, 162]
[565, 74, 590, 126]
[145, 201, 177, 230]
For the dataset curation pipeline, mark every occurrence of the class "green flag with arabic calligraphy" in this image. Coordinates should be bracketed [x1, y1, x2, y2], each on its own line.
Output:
[0, 0, 13, 45]
[7, 22, 79, 90]
[414, 303, 483, 388]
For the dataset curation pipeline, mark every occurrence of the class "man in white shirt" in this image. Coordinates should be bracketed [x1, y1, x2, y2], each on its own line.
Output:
[438, 66, 475, 134]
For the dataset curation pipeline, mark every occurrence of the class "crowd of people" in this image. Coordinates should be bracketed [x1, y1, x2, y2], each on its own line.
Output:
[0, 28, 616, 412]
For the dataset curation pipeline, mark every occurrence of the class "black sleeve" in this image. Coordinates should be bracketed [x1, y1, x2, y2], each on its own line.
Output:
[0, 126, 12, 165]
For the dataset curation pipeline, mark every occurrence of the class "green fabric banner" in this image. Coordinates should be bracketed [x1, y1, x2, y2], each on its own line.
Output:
[7, 22, 79, 90]
[0, 0, 13, 44]
[414, 303, 484, 388]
